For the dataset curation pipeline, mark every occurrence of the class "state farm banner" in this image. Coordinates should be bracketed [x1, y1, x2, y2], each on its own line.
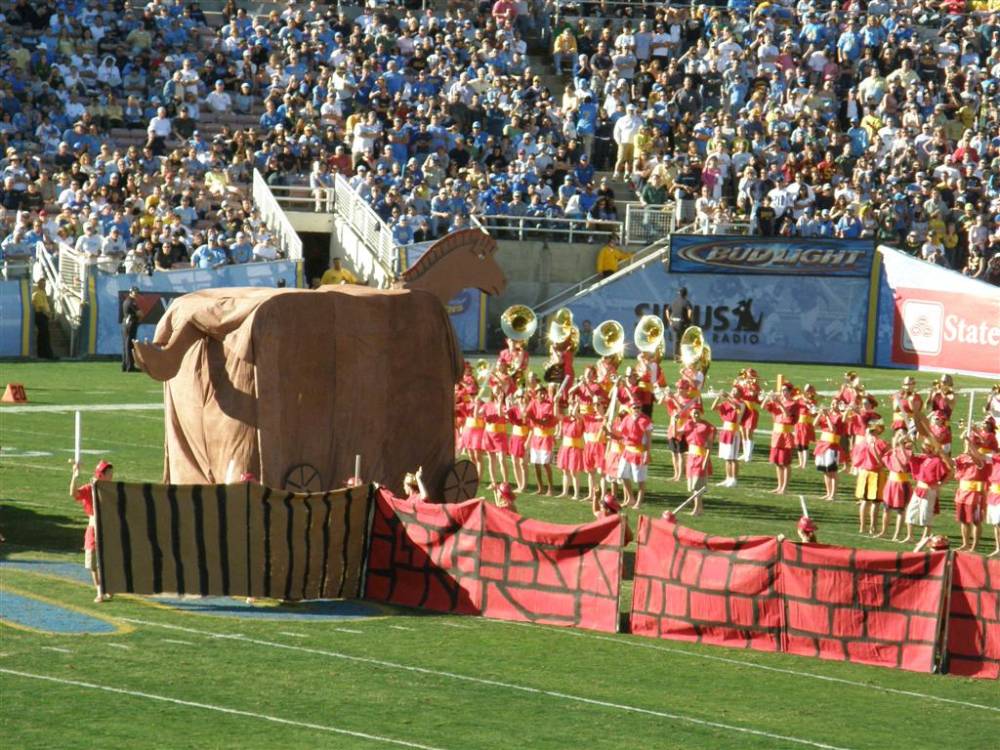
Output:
[567, 255, 869, 364]
[669, 235, 875, 277]
[364, 490, 624, 632]
[874, 246, 1000, 377]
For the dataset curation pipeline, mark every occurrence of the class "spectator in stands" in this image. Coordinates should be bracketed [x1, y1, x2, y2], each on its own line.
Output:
[319, 257, 358, 287]
[31, 278, 55, 359]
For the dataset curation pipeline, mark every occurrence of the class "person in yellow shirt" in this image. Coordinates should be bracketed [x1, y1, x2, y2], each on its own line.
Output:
[596, 235, 633, 278]
[32, 278, 56, 359]
[553, 29, 578, 76]
[319, 257, 359, 286]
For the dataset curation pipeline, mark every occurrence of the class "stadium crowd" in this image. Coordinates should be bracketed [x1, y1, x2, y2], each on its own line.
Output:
[0, 0, 999, 285]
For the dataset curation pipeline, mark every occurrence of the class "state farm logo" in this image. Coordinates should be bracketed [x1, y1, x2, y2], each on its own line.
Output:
[900, 299, 943, 355]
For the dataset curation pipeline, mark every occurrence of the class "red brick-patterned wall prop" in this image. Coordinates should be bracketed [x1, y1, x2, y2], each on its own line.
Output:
[630, 517, 782, 651]
[478, 503, 623, 632]
[364, 490, 483, 614]
[364, 490, 625, 632]
[946, 553, 1000, 680]
[779, 541, 948, 672]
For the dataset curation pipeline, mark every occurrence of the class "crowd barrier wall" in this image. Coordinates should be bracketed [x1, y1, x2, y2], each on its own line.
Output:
[0, 278, 30, 357]
[88, 261, 302, 356]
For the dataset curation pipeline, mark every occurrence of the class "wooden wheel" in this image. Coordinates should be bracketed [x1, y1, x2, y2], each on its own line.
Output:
[282, 463, 323, 493]
[442, 459, 479, 502]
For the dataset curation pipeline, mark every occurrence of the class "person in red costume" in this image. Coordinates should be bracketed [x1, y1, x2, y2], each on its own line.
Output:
[892, 376, 924, 434]
[879, 431, 913, 541]
[598, 492, 634, 545]
[615, 400, 653, 509]
[736, 368, 762, 463]
[493, 482, 518, 514]
[70, 459, 114, 602]
[845, 394, 880, 457]
[835, 371, 862, 409]
[925, 375, 955, 421]
[794, 384, 818, 469]
[662, 377, 701, 482]
[903, 438, 953, 545]
[527, 383, 558, 495]
[506, 389, 530, 492]
[480, 385, 510, 488]
[852, 419, 888, 535]
[580, 391, 608, 508]
[601, 406, 626, 514]
[711, 387, 745, 488]
[556, 397, 587, 500]
[953, 431, 988, 552]
[928, 410, 952, 456]
[634, 349, 665, 418]
[596, 353, 620, 393]
[681, 407, 715, 513]
[497, 337, 529, 388]
[402, 466, 430, 502]
[814, 401, 846, 501]
[459, 394, 486, 475]
[986, 450, 1000, 556]
[797, 516, 818, 544]
[763, 381, 800, 495]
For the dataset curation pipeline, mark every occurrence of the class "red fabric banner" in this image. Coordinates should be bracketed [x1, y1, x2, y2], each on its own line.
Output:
[364, 489, 624, 632]
[779, 541, 948, 672]
[946, 553, 1000, 680]
[630, 517, 782, 651]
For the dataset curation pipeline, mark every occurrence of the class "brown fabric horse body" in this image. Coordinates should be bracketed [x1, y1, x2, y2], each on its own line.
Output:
[135, 230, 504, 496]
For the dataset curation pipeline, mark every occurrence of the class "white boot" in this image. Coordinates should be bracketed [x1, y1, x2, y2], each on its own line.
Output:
[743, 440, 754, 463]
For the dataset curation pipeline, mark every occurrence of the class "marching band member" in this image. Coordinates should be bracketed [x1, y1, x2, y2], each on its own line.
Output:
[926, 375, 955, 421]
[902, 438, 952, 545]
[582, 393, 608, 507]
[852, 419, 888, 535]
[987, 385, 1000, 425]
[596, 352, 621, 392]
[737, 368, 762, 463]
[601, 405, 626, 514]
[845, 393, 880, 457]
[928, 411, 952, 456]
[402, 467, 429, 502]
[681, 406, 716, 512]
[497, 336, 530, 387]
[493, 481, 519, 514]
[797, 516, 819, 544]
[662, 377, 701, 482]
[635, 348, 666, 417]
[953, 431, 988, 552]
[617, 399, 653, 510]
[459, 393, 486, 475]
[711, 387, 745, 488]
[481, 385, 510, 487]
[835, 371, 862, 409]
[892, 376, 924, 435]
[986, 450, 1000, 557]
[556, 397, 587, 500]
[598, 492, 634, 545]
[506, 389, 530, 492]
[527, 383, 558, 496]
[763, 381, 800, 495]
[795, 384, 818, 469]
[814, 401, 847, 501]
[879, 431, 913, 542]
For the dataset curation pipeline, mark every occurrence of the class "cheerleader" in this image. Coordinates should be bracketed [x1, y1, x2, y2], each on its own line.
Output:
[506, 390, 531, 492]
[879, 431, 913, 542]
[902, 438, 952, 545]
[556, 397, 586, 500]
[711, 387, 744, 488]
[851, 419, 888, 535]
[953, 432, 988, 552]
[527, 384, 558, 496]
[795, 384, 818, 469]
[737, 368, 762, 462]
[681, 407, 716, 513]
[481, 385, 510, 487]
[763, 382, 800, 495]
[582, 394, 608, 506]
[814, 402, 846, 501]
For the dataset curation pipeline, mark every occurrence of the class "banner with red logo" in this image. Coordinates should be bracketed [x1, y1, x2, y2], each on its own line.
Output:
[875, 246, 1000, 377]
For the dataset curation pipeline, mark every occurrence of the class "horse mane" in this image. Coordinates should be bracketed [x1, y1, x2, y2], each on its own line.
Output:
[401, 229, 495, 283]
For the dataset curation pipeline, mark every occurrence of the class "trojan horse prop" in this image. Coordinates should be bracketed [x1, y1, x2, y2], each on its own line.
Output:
[135, 229, 504, 497]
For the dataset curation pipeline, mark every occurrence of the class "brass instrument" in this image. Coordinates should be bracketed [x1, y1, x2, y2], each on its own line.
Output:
[474, 358, 491, 385]
[500, 304, 537, 342]
[593, 320, 626, 358]
[544, 307, 579, 383]
[679, 325, 712, 374]
[634, 314, 665, 354]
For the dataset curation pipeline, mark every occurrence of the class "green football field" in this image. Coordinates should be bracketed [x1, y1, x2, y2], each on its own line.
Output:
[1, 360, 998, 749]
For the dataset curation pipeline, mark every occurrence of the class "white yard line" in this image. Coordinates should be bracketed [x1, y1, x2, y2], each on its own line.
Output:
[116, 617, 854, 750]
[40, 646, 72, 654]
[480, 621, 1000, 714]
[331, 628, 363, 635]
[0, 403, 161, 414]
[161, 639, 194, 647]
[438, 622, 470, 629]
[279, 632, 307, 639]
[0, 668, 449, 750]
[106, 644, 132, 650]
[389, 625, 415, 631]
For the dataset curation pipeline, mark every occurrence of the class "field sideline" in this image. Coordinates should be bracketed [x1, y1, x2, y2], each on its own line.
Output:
[1, 361, 998, 749]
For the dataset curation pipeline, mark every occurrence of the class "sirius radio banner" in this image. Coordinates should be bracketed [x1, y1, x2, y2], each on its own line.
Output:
[670, 235, 875, 277]
[874, 246, 1000, 378]
[567, 258, 870, 364]
[404, 243, 484, 351]
[91, 261, 300, 355]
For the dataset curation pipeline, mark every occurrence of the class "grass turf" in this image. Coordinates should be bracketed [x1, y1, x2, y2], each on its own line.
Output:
[1, 360, 998, 749]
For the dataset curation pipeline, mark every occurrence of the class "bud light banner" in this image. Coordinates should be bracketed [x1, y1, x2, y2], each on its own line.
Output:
[91, 261, 301, 356]
[670, 236, 875, 277]
[874, 246, 1000, 378]
[404, 243, 485, 352]
[566, 257, 870, 364]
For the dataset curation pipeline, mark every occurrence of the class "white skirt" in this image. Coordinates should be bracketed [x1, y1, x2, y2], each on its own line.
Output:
[987, 502, 1000, 526]
[529, 449, 552, 465]
[617, 458, 647, 483]
[815, 449, 839, 471]
[905, 492, 935, 527]
[718, 437, 741, 461]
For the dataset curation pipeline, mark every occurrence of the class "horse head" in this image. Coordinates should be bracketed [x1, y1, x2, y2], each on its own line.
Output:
[398, 229, 506, 303]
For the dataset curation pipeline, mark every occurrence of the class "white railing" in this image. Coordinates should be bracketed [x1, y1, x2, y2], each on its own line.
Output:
[58, 242, 88, 300]
[475, 214, 622, 243]
[332, 173, 397, 278]
[252, 169, 303, 260]
[264, 182, 334, 213]
[624, 202, 675, 245]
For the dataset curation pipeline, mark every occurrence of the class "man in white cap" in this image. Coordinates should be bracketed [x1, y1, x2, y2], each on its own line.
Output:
[612, 103, 643, 181]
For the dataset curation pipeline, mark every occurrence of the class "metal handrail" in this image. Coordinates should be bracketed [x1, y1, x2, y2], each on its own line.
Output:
[332, 173, 398, 282]
[264, 182, 334, 213]
[252, 169, 303, 260]
[476, 214, 622, 243]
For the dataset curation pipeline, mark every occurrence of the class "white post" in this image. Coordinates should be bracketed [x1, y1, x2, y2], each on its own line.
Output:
[799, 495, 809, 518]
[74, 411, 81, 465]
[354, 454, 362, 482]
